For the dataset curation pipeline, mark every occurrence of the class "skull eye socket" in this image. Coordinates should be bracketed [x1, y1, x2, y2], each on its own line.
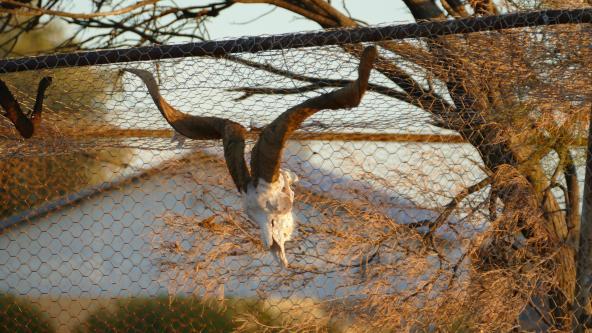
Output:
[265, 200, 277, 212]
[276, 194, 292, 214]
[265, 193, 293, 214]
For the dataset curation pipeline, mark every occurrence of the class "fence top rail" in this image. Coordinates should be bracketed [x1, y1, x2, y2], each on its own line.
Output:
[0, 8, 590, 74]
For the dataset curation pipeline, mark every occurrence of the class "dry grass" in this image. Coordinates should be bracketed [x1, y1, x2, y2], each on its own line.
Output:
[2, 16, 592, 332]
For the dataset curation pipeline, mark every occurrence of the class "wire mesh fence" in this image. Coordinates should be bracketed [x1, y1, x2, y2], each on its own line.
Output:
[1, 8, 592, 332]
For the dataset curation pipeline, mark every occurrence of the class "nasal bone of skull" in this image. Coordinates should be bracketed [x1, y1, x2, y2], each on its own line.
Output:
[271, 240, 289, 268]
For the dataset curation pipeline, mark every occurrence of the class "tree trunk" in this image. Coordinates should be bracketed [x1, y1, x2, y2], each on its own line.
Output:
[574, 111, 592, 332]
[220, 0, 583, 329]
[468, 121, 577, 329]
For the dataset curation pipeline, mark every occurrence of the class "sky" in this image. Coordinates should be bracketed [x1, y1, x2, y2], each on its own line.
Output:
[204, 1, 414, 39]
[69, 1, 416, 42]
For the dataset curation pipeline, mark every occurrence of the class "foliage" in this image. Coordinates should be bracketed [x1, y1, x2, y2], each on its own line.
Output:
[0, 294, 55, 333]
[0, 20, 68, 56]
[75, 296, 340, 333]
[75, 296, 234, 333]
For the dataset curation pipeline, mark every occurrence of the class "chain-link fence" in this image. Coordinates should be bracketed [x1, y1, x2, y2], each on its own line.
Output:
[1, 8, 592, 332]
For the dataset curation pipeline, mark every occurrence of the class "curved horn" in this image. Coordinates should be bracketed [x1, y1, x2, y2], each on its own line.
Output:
[31, 77, 53, 130]
[0, 76, 52, 139]
[123, 68, 251, 192]
[250, 45, 377, 184]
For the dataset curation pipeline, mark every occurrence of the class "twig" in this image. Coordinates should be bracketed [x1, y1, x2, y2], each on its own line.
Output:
[229, 81, 410, 103]
[428, 177, 492, 235]
[0, 0, 160, 18]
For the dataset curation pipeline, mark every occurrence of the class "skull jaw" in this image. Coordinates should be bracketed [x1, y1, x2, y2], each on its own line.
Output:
[245, 206, 294, 267]
[271, 241, 289, 268]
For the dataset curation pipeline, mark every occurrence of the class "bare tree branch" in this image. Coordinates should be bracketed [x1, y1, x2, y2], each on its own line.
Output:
[0, 0, 160, 18]
[228, 82, 411, 103]
[428, 177, 492, 235]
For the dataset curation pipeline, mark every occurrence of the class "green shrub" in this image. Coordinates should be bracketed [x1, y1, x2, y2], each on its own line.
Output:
[75, 296, 235, 333]
[76, 296, 342, 333]
[0, 294, 55, 333]
[222, 298, 282, 332]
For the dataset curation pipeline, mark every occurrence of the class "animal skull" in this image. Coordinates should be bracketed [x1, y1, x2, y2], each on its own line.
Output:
[122, 45, 376, 267]
[244, 169, 298, 267]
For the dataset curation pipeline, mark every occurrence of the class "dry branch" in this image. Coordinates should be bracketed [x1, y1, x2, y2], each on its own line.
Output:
[0, 0, 159, 18]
